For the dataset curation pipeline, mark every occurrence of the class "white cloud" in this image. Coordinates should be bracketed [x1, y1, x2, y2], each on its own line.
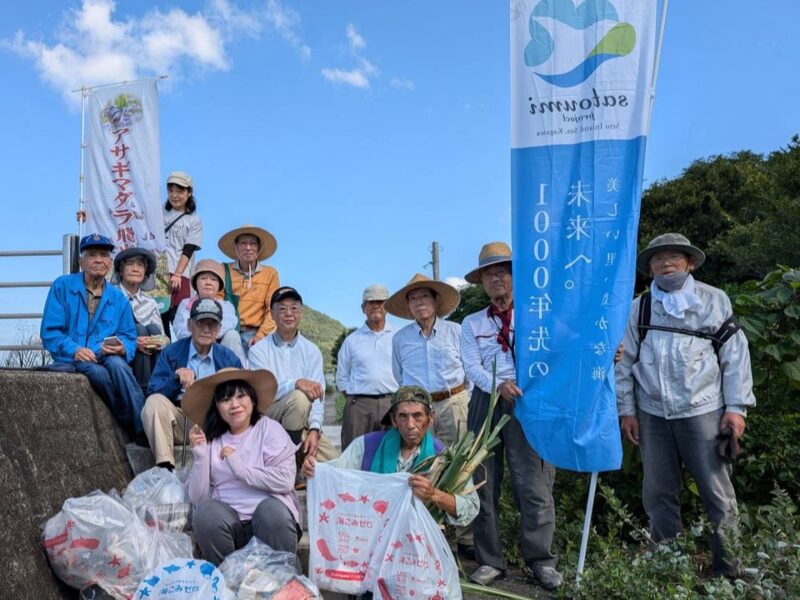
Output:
[390, 77, 415, 91]
[444, 276, 470, 290]
[321, 26, 377, 89]
[4, 0, 308, 104]
[264, 0, 310, 59]
[322, 58, 376, 89]
[346, 24, 365, 51]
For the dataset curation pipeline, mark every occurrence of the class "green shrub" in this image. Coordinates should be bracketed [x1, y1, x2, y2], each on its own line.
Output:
[555, 485, 800, 599]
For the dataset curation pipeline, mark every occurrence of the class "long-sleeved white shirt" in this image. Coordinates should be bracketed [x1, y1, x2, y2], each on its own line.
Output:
[392, 318, 465, 392]
[172, 296, 239, 340]
[335, 322, 398, 395]
[461, 306, 516, 393]
[249, 331, 326, 431]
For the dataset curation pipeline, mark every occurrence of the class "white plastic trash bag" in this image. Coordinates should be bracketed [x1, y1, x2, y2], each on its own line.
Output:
[219, 537, 321, 599]
[123, 466, 191, 532]
[309, 463, 448, 596]
[368, 493, 461, 599]
[42, 490, 193, 599]
[135, 558, 226, 600]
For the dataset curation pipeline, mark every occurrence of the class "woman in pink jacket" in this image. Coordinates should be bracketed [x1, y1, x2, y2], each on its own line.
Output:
[183, 368, 301, 565]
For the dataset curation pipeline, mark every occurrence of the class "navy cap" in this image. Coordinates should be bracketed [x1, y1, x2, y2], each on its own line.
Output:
[190, 298, 223, 323]
[270, 286, 303, 307]
[80, 233, 115, 253]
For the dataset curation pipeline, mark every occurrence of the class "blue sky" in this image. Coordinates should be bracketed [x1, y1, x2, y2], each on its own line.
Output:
[0, 0, 798, 346]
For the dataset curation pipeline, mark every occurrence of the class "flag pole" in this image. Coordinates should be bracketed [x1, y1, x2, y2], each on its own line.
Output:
[646, 0, 670, 134]
[575, 471, 599, 582]
[576, 0, 670, 585]
[78, 86, 87, 239]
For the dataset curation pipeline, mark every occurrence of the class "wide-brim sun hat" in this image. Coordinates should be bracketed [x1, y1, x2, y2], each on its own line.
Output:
[181, 368, 278, 427]
[464, 241, 512, 284]
[218, 225, 278, 262]
[191, 258, 225, 292]
[112, 247, 157, 291]
[636, 233, 705, 275]
[384, 273, 461, 320]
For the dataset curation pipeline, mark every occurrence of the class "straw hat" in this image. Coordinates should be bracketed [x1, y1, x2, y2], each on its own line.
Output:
[384, 273, 461, 320]
[636, 233, 705, 275]
[218, 225, 277, 262]
[181, 368, 278, 427]
[191, 259, 225, 292]
[464, 241, 512, 284]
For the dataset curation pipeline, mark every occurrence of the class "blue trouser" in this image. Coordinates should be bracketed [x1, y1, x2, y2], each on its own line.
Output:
[639, 408, 738, 576]
[73, 355, 145, 434]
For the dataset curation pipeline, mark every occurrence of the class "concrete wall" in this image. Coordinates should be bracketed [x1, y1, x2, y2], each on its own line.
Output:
[0, 369, 133, 599]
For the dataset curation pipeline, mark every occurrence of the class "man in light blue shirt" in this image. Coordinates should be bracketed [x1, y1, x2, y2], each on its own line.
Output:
[385, 273, 474, 558]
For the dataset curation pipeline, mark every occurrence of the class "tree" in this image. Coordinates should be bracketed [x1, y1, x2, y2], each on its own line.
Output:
[638, 135, 800, 286]
[330, 326, 356, 368]
[448, 285, 490, 324]
[3, 322, 50, 368]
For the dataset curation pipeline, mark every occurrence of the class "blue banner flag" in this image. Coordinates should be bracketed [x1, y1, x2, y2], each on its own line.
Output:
[511, 0, 658, 472]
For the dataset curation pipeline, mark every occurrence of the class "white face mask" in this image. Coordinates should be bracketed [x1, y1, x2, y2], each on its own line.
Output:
[654, 271, 690, 292]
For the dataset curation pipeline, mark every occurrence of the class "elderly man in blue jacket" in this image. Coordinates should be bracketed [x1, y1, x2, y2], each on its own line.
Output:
[142, 298, 243, 470]
[41, 233, 144, 436]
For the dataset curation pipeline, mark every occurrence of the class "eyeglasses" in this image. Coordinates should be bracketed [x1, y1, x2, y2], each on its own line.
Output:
[649, 253, 688, 266]
[482, 267, 511, 280]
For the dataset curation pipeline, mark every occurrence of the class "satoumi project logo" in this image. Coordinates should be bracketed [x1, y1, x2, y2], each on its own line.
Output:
[524, 0, 636, 88]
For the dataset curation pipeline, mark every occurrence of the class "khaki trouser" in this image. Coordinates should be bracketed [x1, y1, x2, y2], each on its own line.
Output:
[266, 390, 340, 461]
[431, 388, 472, 546]
[431, 389, 470, 446]
[141, 393, 195, 466]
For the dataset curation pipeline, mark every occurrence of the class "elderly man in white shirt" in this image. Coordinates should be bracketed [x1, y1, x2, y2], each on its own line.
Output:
[336, 284, 398, 450]
[249, 286, 339, 471]
[385, 272, 474, 558]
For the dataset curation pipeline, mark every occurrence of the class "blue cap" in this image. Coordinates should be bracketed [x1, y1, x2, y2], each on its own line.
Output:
[80, 233, 115, 253]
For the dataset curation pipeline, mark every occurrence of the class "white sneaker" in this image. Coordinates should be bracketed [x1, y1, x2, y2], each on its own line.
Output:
[532, 564, 563, 590]
[469, 565, 505, 586]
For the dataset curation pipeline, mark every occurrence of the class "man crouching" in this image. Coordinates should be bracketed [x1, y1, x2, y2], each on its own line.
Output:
[302, 386, 478, 528]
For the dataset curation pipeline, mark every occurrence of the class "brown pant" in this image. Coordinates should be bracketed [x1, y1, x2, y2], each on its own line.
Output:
[341, 393, 394, 450]
[141, 393, 195, 466]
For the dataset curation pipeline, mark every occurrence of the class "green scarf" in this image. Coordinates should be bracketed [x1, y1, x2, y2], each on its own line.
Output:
[369, 428, 437, 474]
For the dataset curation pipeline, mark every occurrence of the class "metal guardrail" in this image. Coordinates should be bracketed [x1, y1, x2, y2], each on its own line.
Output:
[0, 234, 79, 352]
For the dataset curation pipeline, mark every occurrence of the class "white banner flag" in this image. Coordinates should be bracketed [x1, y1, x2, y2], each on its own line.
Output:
[85, 81, 164, 253]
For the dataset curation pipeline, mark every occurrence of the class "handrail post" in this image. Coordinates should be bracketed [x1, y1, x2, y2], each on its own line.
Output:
[63, 234, 79, 274]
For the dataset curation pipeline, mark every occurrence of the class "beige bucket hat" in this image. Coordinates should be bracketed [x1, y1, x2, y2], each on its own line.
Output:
[191, 259, 225, 292]
[218, 225, 278, 262]
[636, 233, 705, 275]
[181, 368, 278, 427]
[464, 241, 512, 284]
[384, 273, 461, 320]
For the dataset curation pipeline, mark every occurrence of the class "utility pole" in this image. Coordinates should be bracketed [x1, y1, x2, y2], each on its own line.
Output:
[430, 241, 440, 281]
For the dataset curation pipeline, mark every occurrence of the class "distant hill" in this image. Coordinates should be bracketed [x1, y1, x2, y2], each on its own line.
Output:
[300, 305, 347, 373]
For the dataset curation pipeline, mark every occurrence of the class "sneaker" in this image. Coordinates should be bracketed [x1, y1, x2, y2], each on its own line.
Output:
[469, 565, 505, 586]
[531, 564, 563, 590]
[457, 543, 476, 561]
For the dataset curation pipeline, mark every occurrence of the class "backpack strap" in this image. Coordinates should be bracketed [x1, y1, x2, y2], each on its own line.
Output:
[635, 287, 741, 362]
[710, 315, 741, 355]
[634, 292, 652, 363]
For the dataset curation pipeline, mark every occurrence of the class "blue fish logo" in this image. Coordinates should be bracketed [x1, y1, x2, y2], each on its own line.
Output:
[525, 0, 636, 88]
